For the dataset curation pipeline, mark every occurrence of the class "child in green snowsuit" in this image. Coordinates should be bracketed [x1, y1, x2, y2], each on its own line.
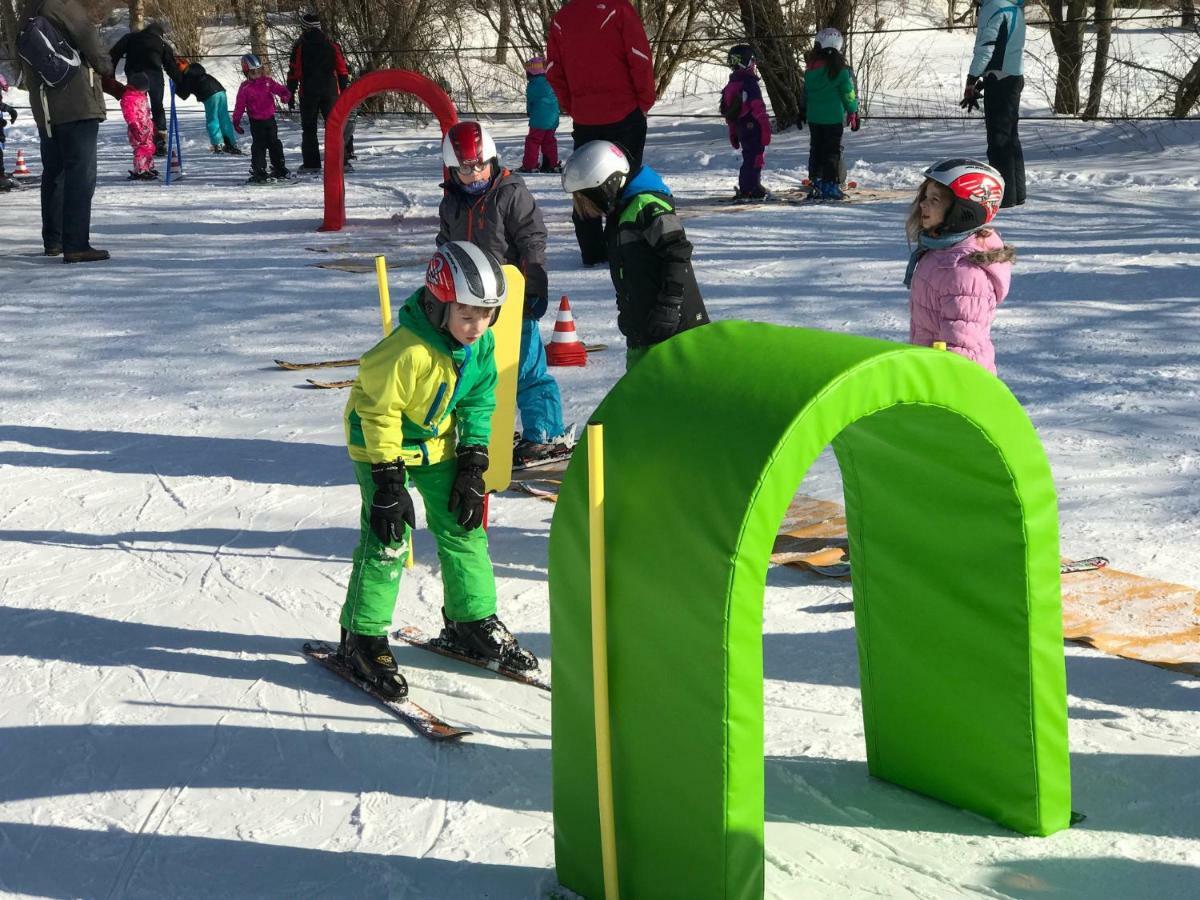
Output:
[338, 241, 538, 699]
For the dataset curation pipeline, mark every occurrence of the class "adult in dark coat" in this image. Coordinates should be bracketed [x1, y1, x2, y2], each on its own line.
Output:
[109, 21, 177, 154]
[20, 0, 112, 262]
[286, 11, 350, 172]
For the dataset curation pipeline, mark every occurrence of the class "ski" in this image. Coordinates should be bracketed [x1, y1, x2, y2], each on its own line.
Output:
[391, 625, 551, 692]
[300, 641, 470, 740]
[510, 480, 561, 502]
[1061, 556, 1109, 574]
[275, 357, 359, 371]
[306, 377, 356, 389]
[513, 445, 575, 471]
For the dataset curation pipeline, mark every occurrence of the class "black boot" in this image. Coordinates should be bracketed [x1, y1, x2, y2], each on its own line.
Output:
[440, 611, 538, 671]
[343, 631, 408, 699]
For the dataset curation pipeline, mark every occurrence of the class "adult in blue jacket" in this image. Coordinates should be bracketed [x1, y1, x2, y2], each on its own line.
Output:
[961, 0, 1026, 207]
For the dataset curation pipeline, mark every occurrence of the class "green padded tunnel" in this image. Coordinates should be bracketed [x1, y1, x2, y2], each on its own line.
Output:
[548, 322, 1071, 900]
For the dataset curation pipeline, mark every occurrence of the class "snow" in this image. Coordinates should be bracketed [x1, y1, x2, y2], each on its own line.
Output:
[2, 11, 1199, 899]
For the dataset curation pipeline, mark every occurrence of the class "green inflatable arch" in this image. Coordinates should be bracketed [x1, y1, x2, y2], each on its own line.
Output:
[548, 322, 1071, 900]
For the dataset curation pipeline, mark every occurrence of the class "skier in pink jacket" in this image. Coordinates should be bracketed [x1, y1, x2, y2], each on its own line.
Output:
[232, 54, 292, 183]
[903, 158, 1014, 375]
[120, 71, 157, 180]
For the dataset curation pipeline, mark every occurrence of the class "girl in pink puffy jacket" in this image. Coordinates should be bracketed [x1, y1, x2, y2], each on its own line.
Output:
[121, 71, 157, 180]
[903, 158, 1014, 375]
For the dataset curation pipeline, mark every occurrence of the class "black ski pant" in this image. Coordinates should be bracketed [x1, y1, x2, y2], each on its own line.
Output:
[250, 117, 286, 176]
[38, 118, 99, 253]
[808, 122, 844, 184]
[570, 107, 648, 266]
[300, 90, 336, 169]
[983, 75, 1026, 207]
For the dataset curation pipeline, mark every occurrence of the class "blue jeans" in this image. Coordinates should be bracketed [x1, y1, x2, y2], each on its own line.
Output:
[39, 119, 99, 253]
[202, 92, 239, 147]
[517, 318, 565, 443]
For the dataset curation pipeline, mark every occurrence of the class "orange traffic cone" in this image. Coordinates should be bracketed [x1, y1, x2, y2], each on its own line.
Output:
[169, 147, 182, 176]
[545, 295, 588, 367]
[12, 149, 31, 177]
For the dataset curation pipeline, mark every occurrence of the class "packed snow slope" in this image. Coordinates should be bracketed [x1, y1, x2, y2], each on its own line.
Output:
[1, 37, 1199, 900]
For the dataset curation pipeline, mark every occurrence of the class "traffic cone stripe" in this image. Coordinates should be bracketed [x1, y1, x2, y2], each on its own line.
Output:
[12, 150, 31, 177]
[545, 295, 588, 367]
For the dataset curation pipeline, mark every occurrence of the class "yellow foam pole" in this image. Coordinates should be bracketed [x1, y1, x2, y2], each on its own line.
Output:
[932, 341, 947, 351]
[375, 256, 393, 336]
[374, 255, 411, 568]
[587, 421, 619, 900]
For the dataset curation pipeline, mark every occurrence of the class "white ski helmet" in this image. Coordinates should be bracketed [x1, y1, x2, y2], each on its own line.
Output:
[922, 158, 1005, 231]
[423, 241, 507, 329]
[815, 27, 843, 52]
[561, 141, 631, 213]
[442, 121, 498, 170]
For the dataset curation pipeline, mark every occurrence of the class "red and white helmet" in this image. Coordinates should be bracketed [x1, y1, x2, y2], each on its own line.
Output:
[923, 158, 1005, 231]
[815, 27, 843, 52]
[423, 241, 507, 328]
[442, 121, 498, 170]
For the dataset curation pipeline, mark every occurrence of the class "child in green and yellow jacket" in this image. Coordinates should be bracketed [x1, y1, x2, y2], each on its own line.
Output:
[339, 241, 538, 699]
[803, 27, 860, 200]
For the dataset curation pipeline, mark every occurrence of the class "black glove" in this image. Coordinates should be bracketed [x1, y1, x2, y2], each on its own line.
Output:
[960, 77, 982, 113]
[448, 445, 489, 531]
[338, 74, 350, 92]
[7, 109, 15, 125]
[645, 298, 682, 343]
[287, 95, 296, 112]
[524, 293, 548, 320]
[369, 460, 415, 544]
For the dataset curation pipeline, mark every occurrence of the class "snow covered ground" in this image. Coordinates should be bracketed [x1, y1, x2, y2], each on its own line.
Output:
[2, 24, 1200, 900]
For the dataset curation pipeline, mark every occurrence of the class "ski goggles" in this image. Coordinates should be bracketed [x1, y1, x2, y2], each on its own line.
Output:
[456, 161, 489, 175]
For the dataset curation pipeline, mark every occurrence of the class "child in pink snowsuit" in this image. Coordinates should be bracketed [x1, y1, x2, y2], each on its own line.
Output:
[232, 54, 292, 182]
[121, 71, 157, 180]
[904, 158, 1013, 375]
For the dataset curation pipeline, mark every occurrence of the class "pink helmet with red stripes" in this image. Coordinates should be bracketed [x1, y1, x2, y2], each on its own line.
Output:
[923, 158, 1005, 231]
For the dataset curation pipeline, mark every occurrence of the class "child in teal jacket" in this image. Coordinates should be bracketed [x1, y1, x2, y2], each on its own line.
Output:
[520, 56, 561, 173]
[803, 27, 860, 200]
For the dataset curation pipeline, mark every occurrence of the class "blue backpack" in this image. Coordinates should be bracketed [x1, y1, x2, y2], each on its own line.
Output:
[17, 14, 81, 88]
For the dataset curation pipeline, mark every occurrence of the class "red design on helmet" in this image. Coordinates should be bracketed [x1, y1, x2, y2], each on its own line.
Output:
[442, 121, 497, 169]
[425, 253, 456, 302]
[923, 158, 1005, 231]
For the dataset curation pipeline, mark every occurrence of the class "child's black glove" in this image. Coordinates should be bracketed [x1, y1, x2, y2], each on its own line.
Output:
[449, 445, 489, 531]
[370, 460, 415, 544]
[6, 108, 15, 125]
[646, 298, 682, 342]
[524, 293, 548, 320]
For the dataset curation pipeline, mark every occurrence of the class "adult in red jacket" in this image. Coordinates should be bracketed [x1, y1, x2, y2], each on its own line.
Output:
[546, 0, 656, 265]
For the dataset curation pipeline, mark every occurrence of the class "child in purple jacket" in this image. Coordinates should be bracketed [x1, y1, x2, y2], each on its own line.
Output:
[720, 45, 771, 200]
[232, 53, 292, 183]
[904, 158, 1013, 375]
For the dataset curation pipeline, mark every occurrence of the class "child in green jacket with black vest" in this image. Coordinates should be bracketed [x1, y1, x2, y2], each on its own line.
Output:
[561, 140, 709, 369]
[338, 241, 539, 700]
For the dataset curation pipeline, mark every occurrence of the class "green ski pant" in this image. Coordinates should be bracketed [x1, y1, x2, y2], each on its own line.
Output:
[340, 459, 497, 636]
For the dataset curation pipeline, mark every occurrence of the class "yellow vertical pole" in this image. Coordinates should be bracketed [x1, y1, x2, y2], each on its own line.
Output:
[932, 341, 947, 351]
[587, 421, 619, 900]
[375, 255, 393, 336]
[375, 255, 412, 568]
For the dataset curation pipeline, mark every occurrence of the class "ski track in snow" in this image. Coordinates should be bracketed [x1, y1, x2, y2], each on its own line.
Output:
[1, 21, 1199, 899]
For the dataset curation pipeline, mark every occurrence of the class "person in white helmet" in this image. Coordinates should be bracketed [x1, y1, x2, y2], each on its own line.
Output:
[903, 158, 1015, 375]
[803, 27, 859, 200]
[338, 241, 540, 700]
[562, 140, 709, 369]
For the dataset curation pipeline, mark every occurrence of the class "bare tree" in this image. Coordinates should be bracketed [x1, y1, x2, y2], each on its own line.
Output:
[1043, 0, 1087, 113]
[0, 0, 20, 65]
[735, 0, 805, 129]
[129, 0, 145, 32]
[1082, 0, 1113, 119]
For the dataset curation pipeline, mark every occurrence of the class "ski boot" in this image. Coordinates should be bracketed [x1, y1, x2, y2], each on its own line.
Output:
[340, 629, 408, 699]
[223, 140, 244, 155]
[539, 161, 563, 174]
[297, 164, 322, 175]
[741, 186, 769, 202]
[439, 612, 539, 671]
[821, 180, 846, 201]
[514, 427, 576, 467]
[210, 144, 224, 154]
[516, 165, 538, 174]
[270, 168, 291, 181]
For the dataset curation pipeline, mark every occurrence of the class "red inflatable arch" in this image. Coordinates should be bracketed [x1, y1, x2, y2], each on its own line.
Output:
[319, 69, 457, 231]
